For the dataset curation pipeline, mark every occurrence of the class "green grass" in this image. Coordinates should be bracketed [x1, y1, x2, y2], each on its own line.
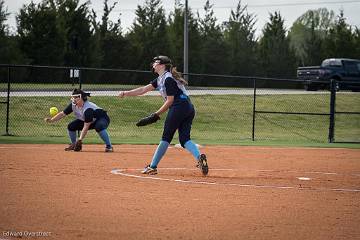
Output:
[0, 93, 359, 148]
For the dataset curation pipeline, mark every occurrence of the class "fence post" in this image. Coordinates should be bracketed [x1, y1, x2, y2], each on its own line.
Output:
[78, 69, 82, 89]
[252, 78, 257, 141]
[4, 66, 12, 136]
[328, 79, 336, 143]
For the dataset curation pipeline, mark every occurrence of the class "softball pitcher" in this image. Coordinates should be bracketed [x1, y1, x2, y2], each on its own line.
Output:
[118, 55, 208, 175]
[44, 89, 113, 152]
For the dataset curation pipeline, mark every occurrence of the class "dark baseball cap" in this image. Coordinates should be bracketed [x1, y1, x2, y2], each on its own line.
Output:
[153, 55, 172, 64]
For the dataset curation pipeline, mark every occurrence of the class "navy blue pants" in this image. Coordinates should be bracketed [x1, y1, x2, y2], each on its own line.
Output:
[162, 101, 195, 147]
[67, 115, 110, 132]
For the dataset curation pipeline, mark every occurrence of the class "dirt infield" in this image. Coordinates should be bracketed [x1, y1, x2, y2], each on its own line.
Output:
[1, 144, 360, 240]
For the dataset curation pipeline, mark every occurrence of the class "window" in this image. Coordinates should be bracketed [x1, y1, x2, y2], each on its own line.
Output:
[329, 59, 342, 67]
[344, 61, 359, 74]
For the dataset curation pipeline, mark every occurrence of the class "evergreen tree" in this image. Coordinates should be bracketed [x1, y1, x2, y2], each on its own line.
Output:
[0, 0, 23, 64]
[353, 28, 360, 58]
[91, 0, 129, 68]
[16, 0, 94, 66]
[167, 0, 202, 74]
[186, 11, 203, 74]
[56, 0, 94, 66]
[17, 1, 65, 65]
[197, 0, 227, 74]
[0, 0, 8, 35]
[223, 0, 257, 76]
[127, 0, 169, 70]
[258, 11, 296, 78]
[0, 0, 9, 63]
[167, 0, 184, 69]
[0, 1, 12, 63]
[323, 10, 355, 58]
[101, 19, 129, 69]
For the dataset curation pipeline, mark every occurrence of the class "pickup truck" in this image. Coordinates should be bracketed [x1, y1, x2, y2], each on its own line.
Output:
[297, 58, 360, 91]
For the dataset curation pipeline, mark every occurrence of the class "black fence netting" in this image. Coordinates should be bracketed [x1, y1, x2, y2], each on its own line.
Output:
[253, 78, 332, 142]
[0, 64, 359, 144]
[333, 92, 360, 143]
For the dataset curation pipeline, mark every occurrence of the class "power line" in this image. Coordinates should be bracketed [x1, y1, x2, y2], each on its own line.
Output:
[238, 0, 360, 8]
[6, 0, 360, 14]
[105, 0, 360, 12]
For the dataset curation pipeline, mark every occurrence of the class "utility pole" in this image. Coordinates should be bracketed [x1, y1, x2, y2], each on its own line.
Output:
[183, 0, 189, 81]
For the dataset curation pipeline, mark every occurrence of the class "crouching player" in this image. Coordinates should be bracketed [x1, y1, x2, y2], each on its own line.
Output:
[44, 89, 113, 152]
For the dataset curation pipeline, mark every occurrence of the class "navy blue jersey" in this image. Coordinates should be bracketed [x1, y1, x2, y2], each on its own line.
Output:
[63, 101, 107, 123]
[150, 71, 189, 105]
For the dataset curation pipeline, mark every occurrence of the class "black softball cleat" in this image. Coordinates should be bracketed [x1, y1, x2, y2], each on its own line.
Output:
[197, 154, 208, 176]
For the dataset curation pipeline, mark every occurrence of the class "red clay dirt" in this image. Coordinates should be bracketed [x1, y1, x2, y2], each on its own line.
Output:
[0, 144, 360, 240]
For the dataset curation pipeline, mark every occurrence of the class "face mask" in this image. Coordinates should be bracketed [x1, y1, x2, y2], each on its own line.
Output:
[71, 94, 81, 104]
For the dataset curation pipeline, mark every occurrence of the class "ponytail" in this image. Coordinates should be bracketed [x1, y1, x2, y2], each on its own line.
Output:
[171, 67, 188, 85]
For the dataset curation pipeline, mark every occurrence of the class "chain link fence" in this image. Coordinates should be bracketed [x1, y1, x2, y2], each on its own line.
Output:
[1, 64, 359, 144]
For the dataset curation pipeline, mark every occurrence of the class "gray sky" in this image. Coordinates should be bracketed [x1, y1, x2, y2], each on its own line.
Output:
[4, 0, 360, 36]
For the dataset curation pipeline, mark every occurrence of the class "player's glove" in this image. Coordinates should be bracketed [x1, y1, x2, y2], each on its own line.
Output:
[74, 140, 82, 151]
[136, 113, 160, 127]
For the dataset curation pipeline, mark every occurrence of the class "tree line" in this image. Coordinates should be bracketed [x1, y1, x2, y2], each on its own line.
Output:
[1, 0, 359, 79]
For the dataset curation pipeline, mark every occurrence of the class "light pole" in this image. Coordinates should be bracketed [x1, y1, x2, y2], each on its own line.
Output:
[183, 0, 189, 82]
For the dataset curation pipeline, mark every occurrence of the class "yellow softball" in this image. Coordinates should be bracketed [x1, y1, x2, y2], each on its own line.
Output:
[49, 107, 58, 117]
